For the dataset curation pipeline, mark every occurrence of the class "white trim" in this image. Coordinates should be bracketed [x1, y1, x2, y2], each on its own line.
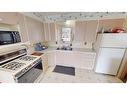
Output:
[23, 15, 30, 44]
[48, 23, 51, 41]
[95, 20, 99, 41]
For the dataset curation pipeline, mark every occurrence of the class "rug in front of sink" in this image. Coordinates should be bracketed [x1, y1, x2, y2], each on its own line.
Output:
[53, 65, 75, 76]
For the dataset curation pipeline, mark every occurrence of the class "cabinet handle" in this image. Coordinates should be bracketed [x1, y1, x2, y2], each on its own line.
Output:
[72, 32, 74, 41]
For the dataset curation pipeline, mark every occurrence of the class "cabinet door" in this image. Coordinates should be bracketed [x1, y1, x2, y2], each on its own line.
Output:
[99, 33, 127, 48]
[0, 12, 19, 25]
[74, 52, 96, 70]
[49, 23, 56, 41]
[44, 23, 50, 41]
[55, 51, 75, 67]
[41, 54, 48, 72]
[25, 16, 45, 44]
[48, 52, 56, 66]
[117, 49, 127, 82]
[95, 48, 125, 75]
[85, 20, 98, 43]
[17, 13, 29, 42]
[55, 51, 66, 66]
[74, 21, 86, 41]
[98, 18, 125, 32]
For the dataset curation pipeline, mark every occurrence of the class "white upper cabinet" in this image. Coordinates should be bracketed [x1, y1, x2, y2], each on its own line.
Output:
[44, 22, 56, 41]
[74, 21, 86, 41]
[25, 16, 45, 44]
[49, 23, 56, 41]
[85, 20, 98, 43]
[0, 12, 19, 25]
[44, 23, 50, 41]
[74, 20, 98, 43]
[17, 13, 29, 43]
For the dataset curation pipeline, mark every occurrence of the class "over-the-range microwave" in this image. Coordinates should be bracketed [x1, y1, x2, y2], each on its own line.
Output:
[0, 31, 21, 45]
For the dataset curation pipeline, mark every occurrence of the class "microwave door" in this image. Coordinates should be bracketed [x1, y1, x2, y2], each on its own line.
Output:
[0, 31, 14, 45]
[12, 32, 17, 43]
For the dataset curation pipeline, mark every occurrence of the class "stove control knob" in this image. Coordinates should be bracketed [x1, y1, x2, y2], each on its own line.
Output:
[25, 67, 28, 70]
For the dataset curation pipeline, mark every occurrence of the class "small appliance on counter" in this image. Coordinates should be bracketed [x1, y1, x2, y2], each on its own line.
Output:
[34, 42, 48, 51]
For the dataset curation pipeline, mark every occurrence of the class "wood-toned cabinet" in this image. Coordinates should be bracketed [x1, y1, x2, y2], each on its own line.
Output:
[44, 23, 56, 41]
[0, 12, 19, 25]
[25, 16, 45, 44]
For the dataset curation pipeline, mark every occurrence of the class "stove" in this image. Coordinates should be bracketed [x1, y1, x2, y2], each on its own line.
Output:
[19, 56, 36, 61]
[0, 47, 43, 83]
[0, 55, 39, 71]
[1, 62, 26, 70]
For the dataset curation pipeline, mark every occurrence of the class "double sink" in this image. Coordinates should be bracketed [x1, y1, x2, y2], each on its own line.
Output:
[56, 47, 73, 51]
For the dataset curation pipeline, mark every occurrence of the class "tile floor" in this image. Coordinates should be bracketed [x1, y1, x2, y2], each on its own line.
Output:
[39, 66, 123, 83]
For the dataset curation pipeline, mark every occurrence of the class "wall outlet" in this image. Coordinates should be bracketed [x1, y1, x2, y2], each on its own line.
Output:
[84, 42, 87, 45]
[56, 41, 58, 44]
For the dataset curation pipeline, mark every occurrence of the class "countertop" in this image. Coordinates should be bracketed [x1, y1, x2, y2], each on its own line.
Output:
[35, 47, 96, 55]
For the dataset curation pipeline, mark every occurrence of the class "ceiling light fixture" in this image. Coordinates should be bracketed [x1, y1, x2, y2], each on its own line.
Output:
[65, 20, 71, 25]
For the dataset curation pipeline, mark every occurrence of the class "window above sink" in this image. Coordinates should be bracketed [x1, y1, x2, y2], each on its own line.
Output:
[61, 27, 72, 42]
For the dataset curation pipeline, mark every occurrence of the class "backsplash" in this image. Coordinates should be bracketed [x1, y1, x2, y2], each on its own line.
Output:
[48, 41, 93, 49]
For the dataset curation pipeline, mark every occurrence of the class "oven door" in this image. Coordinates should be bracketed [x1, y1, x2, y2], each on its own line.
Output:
[0, 31, 14, 45]
[16, 60, 43, 83]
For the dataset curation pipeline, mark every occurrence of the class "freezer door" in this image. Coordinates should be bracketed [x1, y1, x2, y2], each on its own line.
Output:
[95, 48, 125, 75]
[99, 33, 127, 48]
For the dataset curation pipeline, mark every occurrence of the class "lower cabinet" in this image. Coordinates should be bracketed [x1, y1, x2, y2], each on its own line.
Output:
[73, 52, 96, 70]
[41, 54, 48, 73]
[47, 51, 56, 66]
[42, 51, 96, 71]
[55, 51, 75, 67]
[55, 51, 96, 70]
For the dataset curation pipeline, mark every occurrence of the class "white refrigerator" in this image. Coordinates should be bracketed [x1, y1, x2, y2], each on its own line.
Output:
[94, 33, 127, 75]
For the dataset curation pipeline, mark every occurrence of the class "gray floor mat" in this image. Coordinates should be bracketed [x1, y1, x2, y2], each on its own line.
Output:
[53, 65, 75, 76]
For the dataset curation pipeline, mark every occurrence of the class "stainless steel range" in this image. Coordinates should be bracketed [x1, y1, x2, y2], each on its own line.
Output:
[0, 46, 43, 83]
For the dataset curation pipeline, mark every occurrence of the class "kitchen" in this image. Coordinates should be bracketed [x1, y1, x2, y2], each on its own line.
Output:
[0, 12, 127, 83]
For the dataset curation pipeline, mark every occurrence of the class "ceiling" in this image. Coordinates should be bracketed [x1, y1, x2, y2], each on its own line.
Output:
[22, 12, 127, 22]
